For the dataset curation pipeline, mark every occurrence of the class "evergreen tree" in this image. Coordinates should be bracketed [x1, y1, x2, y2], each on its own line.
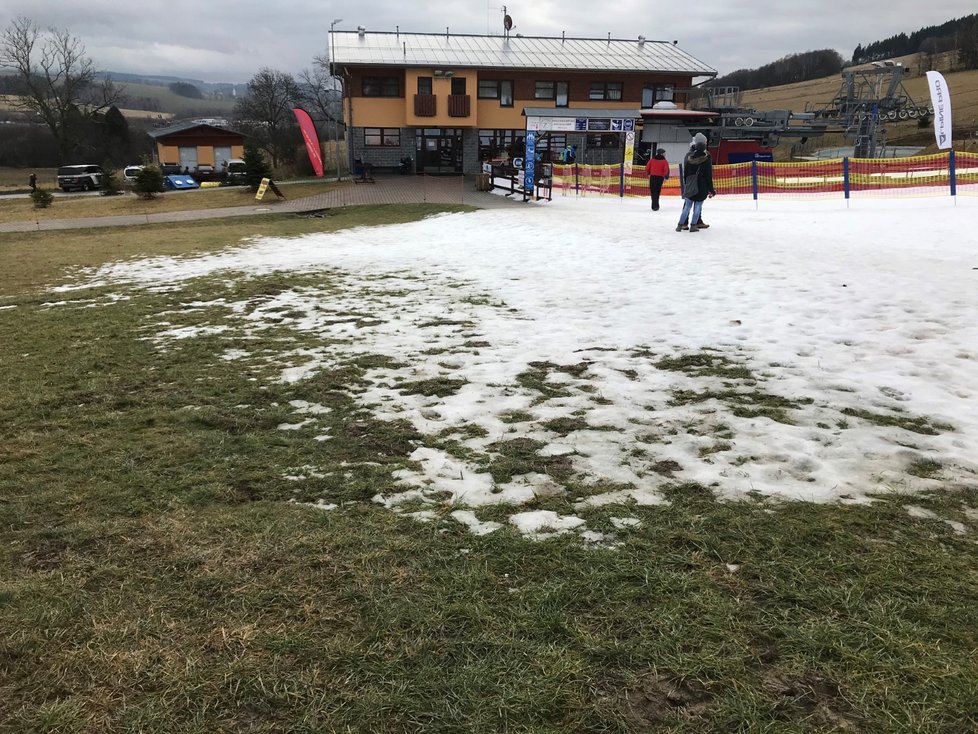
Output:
[242, 141, 271, 191]
[133, 165, 165, 199]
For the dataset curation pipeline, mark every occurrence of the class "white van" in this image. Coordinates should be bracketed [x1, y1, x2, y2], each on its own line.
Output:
[123, 165, 144, 183]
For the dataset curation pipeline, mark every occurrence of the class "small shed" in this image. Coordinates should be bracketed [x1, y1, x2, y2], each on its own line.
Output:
[148, 121, 246, 171]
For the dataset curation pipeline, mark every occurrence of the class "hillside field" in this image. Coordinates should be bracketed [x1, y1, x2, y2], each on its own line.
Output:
[739, 52, 978, 155]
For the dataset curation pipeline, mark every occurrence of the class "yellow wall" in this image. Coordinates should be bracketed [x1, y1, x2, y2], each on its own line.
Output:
[349, 97, 408, 128]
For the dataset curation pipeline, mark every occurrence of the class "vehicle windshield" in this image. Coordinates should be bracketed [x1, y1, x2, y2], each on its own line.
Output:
[57, 167, 83, 175]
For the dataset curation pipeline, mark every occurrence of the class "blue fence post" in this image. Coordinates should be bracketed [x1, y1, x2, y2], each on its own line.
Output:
[751, 160, 758, 201]
[949, 150, 957, 197]
[843, 157, 850, 201]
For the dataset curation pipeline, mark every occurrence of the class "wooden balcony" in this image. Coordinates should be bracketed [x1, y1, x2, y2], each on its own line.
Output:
[414, 94, 436, 117]
[448, 94, 470, 117]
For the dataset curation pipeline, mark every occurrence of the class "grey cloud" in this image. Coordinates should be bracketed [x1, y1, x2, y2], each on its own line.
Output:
[2, 0, 974, 82]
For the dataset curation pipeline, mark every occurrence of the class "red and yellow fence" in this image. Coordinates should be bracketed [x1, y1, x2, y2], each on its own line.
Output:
[551, 152, 978, 200]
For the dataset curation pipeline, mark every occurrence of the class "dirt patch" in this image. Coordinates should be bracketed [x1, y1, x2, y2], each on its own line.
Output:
[762, 671, 863, 730]
[614, 672, 712, 729]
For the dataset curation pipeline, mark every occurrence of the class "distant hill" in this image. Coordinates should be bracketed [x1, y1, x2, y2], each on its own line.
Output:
[98, 71, 247, 97]
[712, 14, 978, 92]
[112, 79, 238, 119]
[738, 51, 978, 155]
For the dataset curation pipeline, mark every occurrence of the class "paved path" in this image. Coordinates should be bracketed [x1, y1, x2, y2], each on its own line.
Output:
[0, 176, 528, 233]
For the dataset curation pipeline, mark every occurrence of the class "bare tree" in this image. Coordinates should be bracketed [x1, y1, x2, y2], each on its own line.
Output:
[298, 55, 343, 133]
[234, 68, 303, 167]
[0, 16, 122, 160]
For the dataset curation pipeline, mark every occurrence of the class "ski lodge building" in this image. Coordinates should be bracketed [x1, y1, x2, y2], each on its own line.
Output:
[330, 28, 716, 175]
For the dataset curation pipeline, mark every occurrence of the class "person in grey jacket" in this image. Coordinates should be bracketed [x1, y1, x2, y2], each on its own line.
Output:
[676, 133, 716, 232]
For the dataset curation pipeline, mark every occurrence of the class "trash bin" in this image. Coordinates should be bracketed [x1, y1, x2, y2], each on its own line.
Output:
[474, 173, 492, 191]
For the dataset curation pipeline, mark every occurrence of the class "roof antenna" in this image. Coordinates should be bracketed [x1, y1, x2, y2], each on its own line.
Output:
[562, 31, 565, 43]
[446, 26, 450, 38]
[396, 26, 399, 38]
[503, 6, 513, 37]
[607, 32, 611, 44]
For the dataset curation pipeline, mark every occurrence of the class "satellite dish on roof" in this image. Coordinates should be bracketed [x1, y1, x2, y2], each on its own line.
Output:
[504, 14, 513, 31]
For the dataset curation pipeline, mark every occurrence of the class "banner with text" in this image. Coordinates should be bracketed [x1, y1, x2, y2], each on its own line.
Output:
[925, 71, 952, 150]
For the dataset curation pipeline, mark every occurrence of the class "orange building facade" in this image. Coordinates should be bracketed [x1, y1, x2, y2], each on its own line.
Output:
[331, 31, 716, 175]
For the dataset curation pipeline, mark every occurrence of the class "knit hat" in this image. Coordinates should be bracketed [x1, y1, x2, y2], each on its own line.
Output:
[656, 148, 666, 155]
[693, 132, 708, 149]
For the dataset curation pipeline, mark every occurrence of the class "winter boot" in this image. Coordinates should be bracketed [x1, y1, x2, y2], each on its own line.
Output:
[675, 225, 683, 232]
[689, 225, 700, 232]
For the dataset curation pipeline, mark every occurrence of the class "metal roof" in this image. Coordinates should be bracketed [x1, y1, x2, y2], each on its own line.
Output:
[332, 31, 716, 76]
[148, 121, 245, 139]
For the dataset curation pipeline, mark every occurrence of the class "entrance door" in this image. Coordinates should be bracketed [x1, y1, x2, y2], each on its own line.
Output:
[213, 146, 232, 169]
[416, 128, 462, 174]
[178, 146, 198, 171]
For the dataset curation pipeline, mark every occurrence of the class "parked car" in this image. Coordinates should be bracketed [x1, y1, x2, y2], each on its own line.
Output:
[122, 165, 144, 183]
[192, 164, 221, 183]
[160, 164, 183, 176]
[57, 165, 104, 192]
[224, 158, 247, 185]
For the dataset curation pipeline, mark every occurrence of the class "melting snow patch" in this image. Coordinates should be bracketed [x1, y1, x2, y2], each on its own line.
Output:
[451, 510, 503, 536]
[611, 517, 642, 529]
[278, 418, 316, 431]
[289, 400, 332, 415]
[904, 505, 938, 520]
[510, 510, 585, 538]
[158, 324, 229, 340]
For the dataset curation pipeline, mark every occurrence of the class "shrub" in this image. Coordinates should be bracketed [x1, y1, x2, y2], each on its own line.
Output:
[242, 142, 272, 191]
[133, 165, 165, 199]
[100, 165, 123, 196]
[30, 188, 54, 208]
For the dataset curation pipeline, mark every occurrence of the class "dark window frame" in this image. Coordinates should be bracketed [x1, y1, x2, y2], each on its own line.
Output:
[642, 83, 675, 107]
[588, 81, 624, 101]
[418, 77, 433, 95]
[555, 81, 569, 107]
[534, 80, 555, 100]
[362, 76, 400, 97]
[478, 79, 514, 107]
[364, 127, 402, 147]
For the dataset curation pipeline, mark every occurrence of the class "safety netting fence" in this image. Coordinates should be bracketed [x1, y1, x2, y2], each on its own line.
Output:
[550, 151, 978, 201]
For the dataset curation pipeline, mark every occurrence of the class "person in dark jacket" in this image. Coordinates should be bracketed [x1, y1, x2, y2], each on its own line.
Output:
[676, 133, 716, 232]
[678, 138, 709, 229]
[645, 148, 670, 210]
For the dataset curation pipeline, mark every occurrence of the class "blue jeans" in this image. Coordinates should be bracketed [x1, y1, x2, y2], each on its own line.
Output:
[678, 198, 703, 227]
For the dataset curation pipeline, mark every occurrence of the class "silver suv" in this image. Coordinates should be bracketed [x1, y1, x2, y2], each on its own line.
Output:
[57, 165, 104, 192]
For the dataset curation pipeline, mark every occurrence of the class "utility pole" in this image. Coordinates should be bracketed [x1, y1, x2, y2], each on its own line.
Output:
[330, 18, 343, 181]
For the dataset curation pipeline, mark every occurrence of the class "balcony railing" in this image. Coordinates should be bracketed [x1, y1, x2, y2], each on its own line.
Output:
[448, 94, 470, 117]
[414, 94, 436, 117]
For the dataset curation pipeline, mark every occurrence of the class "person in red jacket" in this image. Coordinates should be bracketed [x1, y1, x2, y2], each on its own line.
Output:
[644, 148, 670, 211]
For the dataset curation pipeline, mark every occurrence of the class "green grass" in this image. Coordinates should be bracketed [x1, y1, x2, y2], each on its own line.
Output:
[1, 211, 978, 731]
[0, 179, 346, 224]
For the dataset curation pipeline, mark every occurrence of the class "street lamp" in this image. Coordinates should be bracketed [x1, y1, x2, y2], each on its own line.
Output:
[330, 19, 343, 181]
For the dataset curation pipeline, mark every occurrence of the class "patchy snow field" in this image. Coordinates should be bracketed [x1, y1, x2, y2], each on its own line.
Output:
[55, 194, 978, 537]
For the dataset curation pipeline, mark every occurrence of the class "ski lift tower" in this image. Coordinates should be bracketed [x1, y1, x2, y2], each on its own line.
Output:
[806, 63, 933, 157]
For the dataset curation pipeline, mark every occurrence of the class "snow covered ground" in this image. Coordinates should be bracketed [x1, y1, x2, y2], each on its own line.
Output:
[54, 193, 978, 537]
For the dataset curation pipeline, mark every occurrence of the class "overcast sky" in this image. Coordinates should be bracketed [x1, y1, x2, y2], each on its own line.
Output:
[2, 1, 975, 83]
